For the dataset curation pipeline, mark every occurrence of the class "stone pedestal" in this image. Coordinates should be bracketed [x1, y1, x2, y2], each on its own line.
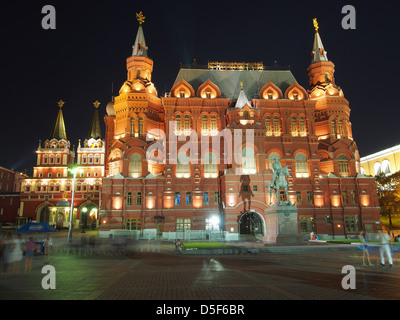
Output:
[263, 203, 303, 244]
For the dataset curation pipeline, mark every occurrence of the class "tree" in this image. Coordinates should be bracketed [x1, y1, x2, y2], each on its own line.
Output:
[375, 171, 400, 227]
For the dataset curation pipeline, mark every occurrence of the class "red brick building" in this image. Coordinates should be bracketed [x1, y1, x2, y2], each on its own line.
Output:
[100, 17, 380, 240]
[0, 166, 26, 226]
[19, 101, 105, 229]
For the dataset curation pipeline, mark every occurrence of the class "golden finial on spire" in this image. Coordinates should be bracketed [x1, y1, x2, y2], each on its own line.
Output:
[57, 100, 65, 108]
[240, 82, 244, 90]
[313, 18, 319, 33]
[93, 100, 100, 108]
[136, 12, 145, 25]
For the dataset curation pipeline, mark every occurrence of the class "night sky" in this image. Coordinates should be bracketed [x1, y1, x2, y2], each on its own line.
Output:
[1, 0, 399, 175]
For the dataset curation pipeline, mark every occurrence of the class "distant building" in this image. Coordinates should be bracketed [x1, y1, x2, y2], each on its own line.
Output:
[0, 166, 26, 225]
[360, 144, 400, 176]
[19, 101, 105, 229]
[99, 16, 381, 239]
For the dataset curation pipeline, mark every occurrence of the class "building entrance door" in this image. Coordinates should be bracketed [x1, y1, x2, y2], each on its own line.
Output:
[239, 212, 263, 235]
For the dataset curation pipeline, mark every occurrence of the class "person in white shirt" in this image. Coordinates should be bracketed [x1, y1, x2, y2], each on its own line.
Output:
[378, 230, 393, 267]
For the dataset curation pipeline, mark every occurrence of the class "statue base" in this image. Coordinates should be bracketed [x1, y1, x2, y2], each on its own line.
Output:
[263, 203, 303, 244]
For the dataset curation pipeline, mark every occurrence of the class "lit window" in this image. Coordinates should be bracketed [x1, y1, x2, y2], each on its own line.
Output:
[295, 153, 308, 178]
[186, 192, 192, 205]
[175, 192, 181, 205]
[338, 155, 350, 177]
[299, 117, 306, 136]
[291, 117, 297, 136]
[175, 115, 181, 135]
[201, 115, 208, 135]
[130, 117, 135, 136]
[176, 218, 191, 231]
[265, 116, 272, 136]
[177, 153, 190, 178]
[345, 215, 360, 232]
[382, 159, 391, 175]
[330, 119, 336, 136]
[203, 192, 209, 205]
[204, 153, 218, 178]
[273, 116, 280, 136]
[210, 115, 217, 135]
[139, 117, 144, 136]
[129, 153, 142, 178]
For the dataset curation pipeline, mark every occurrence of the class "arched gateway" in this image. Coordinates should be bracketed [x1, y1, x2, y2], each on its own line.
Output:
[239, 211, 264, 235]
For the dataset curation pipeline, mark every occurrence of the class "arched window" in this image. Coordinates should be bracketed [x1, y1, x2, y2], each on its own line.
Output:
[184, 115, 190, 135]
[175, 114, 181, 134]
[382, 159, 391, 175]
[299, 117, 306, 137]
[338, 155, 350, 177]
[330, 119, 336, 136]
[43, 155, 48, 164]
[338, 119, 344, 136]
[273, 116, 280, 136]
[82, 154, 87, 164]
[130, 117, 135, 136]
[242, 147, 256, 174]
[265, 116, 272, 136]
[129, 154, 142, 178]
[201, 115, 208, 135]
[56, 154, 61, 164]
[210, 115, 217, 134]
[177, 153, 190, 178]
[244, 111, 249, 120]
[204, 152, 218, 178]
[374, 162, 382, 176]
[291, 117, 297, 136]
[295, 153, 308, 178]
[139, 117, 144, 136]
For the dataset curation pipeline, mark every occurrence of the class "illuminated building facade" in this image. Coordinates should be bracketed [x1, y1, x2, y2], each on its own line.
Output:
[19, 101, 105, 229]
[360, 144, 400, 177]
[100, 16, 381, 240]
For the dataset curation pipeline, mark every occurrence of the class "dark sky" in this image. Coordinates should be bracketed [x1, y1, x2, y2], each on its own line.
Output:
[1, 0, 399, 174]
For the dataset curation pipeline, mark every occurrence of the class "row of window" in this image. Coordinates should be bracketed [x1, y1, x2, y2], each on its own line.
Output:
[125, 217, 219, 231]
[128, 152, 351, 178]
[175, 191, 219, 206]
[25, 183, 101, 193]
[79, 154, 102, 164]
[299, 215, 360, 233]
[125, 215, 360, 233]
[37, 172, 100, 178]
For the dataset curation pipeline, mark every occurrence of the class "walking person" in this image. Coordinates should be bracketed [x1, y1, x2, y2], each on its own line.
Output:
[358, 230, 373, 266]
[43, 234, 52, 263]
[175, 239, 183, 254]
[378, 230, 393, 267]
[24, 237, 39, 273]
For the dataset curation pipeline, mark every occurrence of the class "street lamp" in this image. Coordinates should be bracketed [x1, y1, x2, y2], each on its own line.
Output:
[67, 165, 81, 243]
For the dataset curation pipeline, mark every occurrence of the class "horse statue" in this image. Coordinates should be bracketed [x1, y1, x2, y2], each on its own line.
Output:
[269, 165, 291, 206]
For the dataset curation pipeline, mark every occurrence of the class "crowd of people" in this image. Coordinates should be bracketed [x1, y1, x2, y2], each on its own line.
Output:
[0, 232, 43, 275]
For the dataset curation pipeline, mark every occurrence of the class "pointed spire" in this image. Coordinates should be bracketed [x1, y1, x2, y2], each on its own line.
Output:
[88, 101, 102, 139]
[132, 12, 148, 57]
[311, 18, 328, 63]
[49, 100, 68, 140]
[235, 82, 251, 109]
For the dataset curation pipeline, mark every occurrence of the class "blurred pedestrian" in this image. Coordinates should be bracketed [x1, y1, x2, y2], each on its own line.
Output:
[43, 234, 53, 263]
[24, 237, 39, 273]
[175, 239, 183, 254]
[378, 230, 393, 267]
[358, 230, 373, 266]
